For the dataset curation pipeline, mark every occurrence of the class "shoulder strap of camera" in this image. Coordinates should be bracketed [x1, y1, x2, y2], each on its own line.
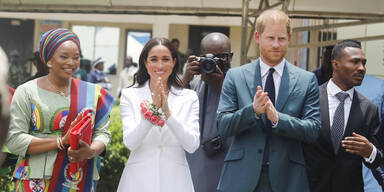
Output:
[200, 83, 209, 142]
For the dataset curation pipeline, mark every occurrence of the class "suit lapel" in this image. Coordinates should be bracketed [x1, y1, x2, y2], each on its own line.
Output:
[343, 90, 361, 139]
[243, 60, 268, 125]
[243, 59, 262, 97]
[275, 62, 298, 111]
[319, 82, 335, 154]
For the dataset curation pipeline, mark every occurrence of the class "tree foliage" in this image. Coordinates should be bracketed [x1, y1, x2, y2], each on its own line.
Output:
[97, 103, 129, 191]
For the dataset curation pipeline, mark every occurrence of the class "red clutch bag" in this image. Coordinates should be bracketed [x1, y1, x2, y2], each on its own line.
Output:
[69, 114, 93, 175]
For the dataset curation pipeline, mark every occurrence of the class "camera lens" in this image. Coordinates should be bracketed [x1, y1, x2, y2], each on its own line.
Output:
[200, 59, 216, 74]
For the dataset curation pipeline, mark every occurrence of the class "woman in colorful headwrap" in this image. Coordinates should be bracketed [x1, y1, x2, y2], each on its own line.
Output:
[6, 28, 115, 192]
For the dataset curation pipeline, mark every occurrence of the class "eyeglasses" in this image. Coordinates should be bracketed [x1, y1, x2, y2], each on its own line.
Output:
[215, 53, 231, 59]
[199, 53, 230, 59]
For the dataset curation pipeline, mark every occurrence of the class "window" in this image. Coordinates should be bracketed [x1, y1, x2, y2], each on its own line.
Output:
[72, 25, 120, 74]
[125, 31, 151, 64]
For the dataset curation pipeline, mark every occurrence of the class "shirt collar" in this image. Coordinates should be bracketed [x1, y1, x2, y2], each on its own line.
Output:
[328, 78, 354, 99]
[260, 58, 285, 78]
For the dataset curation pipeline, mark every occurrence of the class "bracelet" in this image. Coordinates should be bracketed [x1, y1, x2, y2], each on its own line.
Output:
[59, 137, 65, 150]
[57, 137, 64, 150]
[254, 111, 262, 119]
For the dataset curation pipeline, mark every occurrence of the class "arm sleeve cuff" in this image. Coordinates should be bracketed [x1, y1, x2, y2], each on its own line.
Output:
[364, 145, 377, 163]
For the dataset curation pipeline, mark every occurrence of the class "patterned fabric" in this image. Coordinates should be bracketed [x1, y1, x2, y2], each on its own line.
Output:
[30, 102, 43, 131]
[39, 28, 80, 65]
[331, 92, 349, 153]
[15, 178, 50, 192]
[48, 78, 115, 192]
[50, 108, 69, 131]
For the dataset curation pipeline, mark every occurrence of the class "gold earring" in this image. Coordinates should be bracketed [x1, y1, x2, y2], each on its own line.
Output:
[47, 61, 52, 68]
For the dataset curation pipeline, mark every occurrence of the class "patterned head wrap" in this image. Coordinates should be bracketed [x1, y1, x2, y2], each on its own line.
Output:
[39, 28, 80, 65]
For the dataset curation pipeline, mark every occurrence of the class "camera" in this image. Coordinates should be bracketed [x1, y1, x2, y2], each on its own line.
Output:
[202, 135, 226, 157]
[197, 53, 222, 74]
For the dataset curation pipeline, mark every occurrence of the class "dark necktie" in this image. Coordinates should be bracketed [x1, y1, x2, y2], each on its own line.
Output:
[331, 92, 349, 154]
[262, 68, 275, 165]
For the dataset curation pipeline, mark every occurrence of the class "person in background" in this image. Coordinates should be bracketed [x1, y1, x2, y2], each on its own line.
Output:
[6, 28, 115, 192]
[183, 32, 233, 192]
[357, 72, 384, 192]
[7, 50, 26, 88]
[21, 51, 50, 85]
[108, 63, 117, 75]
[216, 9, 321, 192]
[73, 58, 90, 81]
[118, 56, 138, 97]
[303, 40, 383, 192]
[88, 57, 112, 90]
[313, 45, 334, 85]
[349, 39, 384, 192]
[171, 38, 187, 74]
[117, 37, 199, 192]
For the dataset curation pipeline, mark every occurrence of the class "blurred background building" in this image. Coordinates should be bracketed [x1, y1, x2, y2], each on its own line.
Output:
[0, 0, 383, 97]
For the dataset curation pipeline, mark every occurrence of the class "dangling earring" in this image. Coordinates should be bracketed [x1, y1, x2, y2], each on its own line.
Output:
[47, 61, 52, 68]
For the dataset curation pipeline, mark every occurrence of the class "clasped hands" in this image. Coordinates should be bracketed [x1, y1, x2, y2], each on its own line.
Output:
[342, 132, 374, 158]
[152, 77, 171, 119]
[253, 86, 278, 124]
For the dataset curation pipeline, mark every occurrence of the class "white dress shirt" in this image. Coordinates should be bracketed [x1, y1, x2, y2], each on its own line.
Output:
[260, 58, 285, 102]
[257, 58, 285, 126]
[327, 79, 376, 162]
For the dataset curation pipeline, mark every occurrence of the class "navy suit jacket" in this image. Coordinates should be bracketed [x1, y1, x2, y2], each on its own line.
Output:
[216, 59, 321, 192]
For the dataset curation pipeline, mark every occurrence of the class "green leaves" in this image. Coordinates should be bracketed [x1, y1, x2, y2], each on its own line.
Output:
[98, 102, 130, 191]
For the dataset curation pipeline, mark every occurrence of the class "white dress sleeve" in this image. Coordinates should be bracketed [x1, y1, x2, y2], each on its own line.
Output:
[166, 90, 200, 153]
[120, 88, 152, 151]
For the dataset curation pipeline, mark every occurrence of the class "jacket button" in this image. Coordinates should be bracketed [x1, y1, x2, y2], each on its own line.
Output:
[258, 149, 263, 153]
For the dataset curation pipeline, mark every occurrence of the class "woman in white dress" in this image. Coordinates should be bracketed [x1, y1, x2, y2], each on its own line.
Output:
[117, 37, 200, 192]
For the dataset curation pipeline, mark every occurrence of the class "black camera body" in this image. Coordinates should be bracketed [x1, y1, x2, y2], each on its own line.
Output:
[197, 53, 222, 74]
[202, 135, 226, 157]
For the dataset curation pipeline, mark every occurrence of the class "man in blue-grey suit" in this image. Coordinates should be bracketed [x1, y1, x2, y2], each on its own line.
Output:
[216, 9, 321, 192]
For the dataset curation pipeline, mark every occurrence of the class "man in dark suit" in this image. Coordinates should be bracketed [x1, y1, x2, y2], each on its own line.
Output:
[184, 32, 233, 192]
[216, 9, 321, 192]
[304, 40, 383, 192]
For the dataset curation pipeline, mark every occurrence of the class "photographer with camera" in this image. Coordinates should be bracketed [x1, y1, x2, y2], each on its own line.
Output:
[183, 32, 233, 192]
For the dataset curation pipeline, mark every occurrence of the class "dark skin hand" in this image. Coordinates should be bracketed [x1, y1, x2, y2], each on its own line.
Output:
[342, 132, 374, 158]
[201, 65, 224, 93]
[182, 56, 200, 88]
[26, 113, 83, 155]
[182, 55, 224, 93]
[67, 140, 105, 162]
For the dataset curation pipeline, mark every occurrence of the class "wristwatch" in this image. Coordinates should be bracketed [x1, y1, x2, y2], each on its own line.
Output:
[254, 111, 262, 119]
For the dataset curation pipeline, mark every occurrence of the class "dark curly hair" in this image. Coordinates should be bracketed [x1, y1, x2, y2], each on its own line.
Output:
[131, 37, 183, 89]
